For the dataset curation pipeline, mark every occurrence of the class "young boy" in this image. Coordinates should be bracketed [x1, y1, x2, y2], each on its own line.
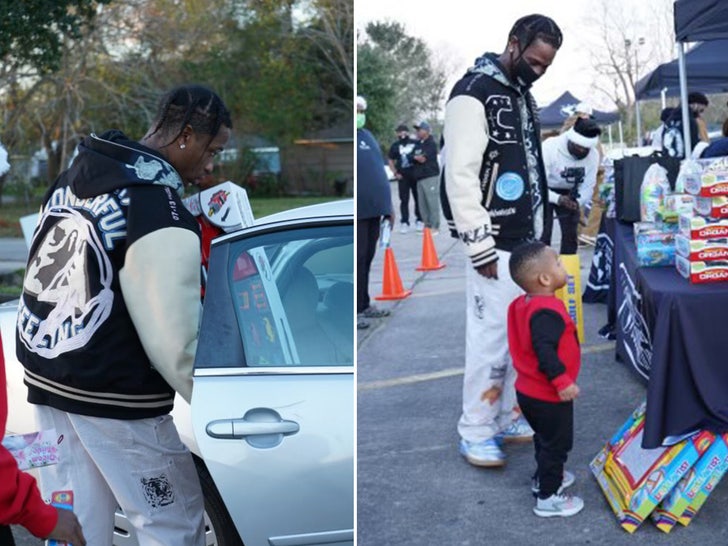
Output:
[507, 241, 583, 518]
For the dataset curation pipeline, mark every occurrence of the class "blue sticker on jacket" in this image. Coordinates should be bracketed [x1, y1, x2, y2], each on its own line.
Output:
[495, 172, 524, 201]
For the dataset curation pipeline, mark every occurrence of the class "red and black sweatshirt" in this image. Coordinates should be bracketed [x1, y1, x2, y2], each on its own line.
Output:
[507, 294, 580, 403]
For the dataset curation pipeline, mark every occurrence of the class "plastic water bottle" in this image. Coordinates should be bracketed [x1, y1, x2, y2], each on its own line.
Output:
[380, 218, 391, 248]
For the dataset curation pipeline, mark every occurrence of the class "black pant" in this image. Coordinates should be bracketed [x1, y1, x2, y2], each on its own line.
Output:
[0, 525, 16, 546]
[397, 172, 421, 225]
[517, 391, 574, 499]
[357, 217, 381, 314]
[541, 197, 580, 255]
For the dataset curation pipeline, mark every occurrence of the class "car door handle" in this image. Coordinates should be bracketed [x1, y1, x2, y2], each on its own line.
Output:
[205, 408, 300, 448]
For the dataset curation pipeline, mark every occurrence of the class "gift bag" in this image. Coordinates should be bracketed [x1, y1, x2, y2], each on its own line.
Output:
[555, 253, 584, 343]
[614, 153, 680, 223]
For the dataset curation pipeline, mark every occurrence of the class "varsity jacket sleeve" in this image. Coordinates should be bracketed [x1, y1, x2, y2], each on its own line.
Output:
[120, 225, 201, 404]
[530, 309, 574, 391]
[444, 95, 497, 268]
[0, 346, 58, 538]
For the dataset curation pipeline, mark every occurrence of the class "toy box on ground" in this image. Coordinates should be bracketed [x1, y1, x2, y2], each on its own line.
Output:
[652, 432, 728, 532]
[590, 402, 713, 533]
[683, 157, 728, 197]
[679, 432, 728, 526]
[675, 235, 728, 262]
[694, 196, 728, 219]
[679, 213, 728, 240]
[675, 255, 728, 284]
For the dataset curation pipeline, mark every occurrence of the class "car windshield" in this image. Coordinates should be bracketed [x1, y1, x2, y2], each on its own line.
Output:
[228, 224, 353, 367]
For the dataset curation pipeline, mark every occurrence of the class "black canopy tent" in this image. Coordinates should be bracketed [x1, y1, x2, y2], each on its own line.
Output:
[672, 0, 728, 152]
[538, 91, 620, 130]
[634, 39, 728, 100]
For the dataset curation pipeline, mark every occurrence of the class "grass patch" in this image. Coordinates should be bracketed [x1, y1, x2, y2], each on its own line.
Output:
[0, 195, 345, 238]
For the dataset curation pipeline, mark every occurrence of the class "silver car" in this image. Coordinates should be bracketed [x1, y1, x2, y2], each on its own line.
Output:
[2, 199, 354, 546]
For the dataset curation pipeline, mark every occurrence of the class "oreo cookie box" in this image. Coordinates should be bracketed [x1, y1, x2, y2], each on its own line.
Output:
[684, 157, 728, 197]
[694, 196, 728, 219]
[675, 255, 728, 284]
[675, 234, 728, 262]
[679, 213, 728, 240]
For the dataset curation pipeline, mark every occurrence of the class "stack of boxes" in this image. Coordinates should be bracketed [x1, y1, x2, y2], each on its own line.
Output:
[591, 403, 728, 534]
[675, 158, 728, 283]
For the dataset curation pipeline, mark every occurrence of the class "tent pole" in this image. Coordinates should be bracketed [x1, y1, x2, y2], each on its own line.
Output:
[618, 120, 624, 148]
[608, 124, 613, 147]
[635, 101, 642, 146]
[678, 42, 691, 156]
[661, 87, 668, 110]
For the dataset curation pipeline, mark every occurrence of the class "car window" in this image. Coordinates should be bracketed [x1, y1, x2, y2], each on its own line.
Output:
[228, 224, 353, 367]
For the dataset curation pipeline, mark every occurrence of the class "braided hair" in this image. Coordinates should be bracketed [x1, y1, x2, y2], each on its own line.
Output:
[148, 84, 233, 147]
[509, 14, 563, 51]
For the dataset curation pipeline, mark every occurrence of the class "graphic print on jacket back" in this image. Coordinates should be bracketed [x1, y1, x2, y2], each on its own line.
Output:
[18, 200, 120, 359]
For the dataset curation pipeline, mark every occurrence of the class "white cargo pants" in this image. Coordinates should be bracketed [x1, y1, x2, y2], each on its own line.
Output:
[457, 249, 524, 443]
[35, 406, 205, 546]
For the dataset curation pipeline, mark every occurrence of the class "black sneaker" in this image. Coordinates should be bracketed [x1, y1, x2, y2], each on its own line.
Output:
[598, 323, 616, 341]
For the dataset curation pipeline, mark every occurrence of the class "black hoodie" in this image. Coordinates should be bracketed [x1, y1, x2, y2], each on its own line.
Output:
[16, 131, 201, 419]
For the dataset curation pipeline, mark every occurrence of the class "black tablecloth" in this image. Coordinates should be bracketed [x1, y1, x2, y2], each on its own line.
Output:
[583, 215, 615, 304]
[614, 222, 728, 448]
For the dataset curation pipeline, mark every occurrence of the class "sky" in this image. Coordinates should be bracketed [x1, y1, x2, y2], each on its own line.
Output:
[356, 0, 675, 114]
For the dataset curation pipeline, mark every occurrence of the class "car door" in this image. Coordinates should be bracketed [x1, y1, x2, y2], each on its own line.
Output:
[191, 214, 354, 546]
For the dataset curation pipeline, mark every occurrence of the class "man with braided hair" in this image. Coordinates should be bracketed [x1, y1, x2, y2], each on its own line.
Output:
[441, 14, 562, 467]
[17, 84, 232, 545]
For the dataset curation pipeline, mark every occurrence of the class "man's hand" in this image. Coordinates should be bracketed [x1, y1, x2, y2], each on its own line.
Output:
[476, 262, 498, 279]
[558, 383, 580, 401]
[557, 195, 579, 211]
[414, 154, 426, 163]
[47, 507, 87, 545]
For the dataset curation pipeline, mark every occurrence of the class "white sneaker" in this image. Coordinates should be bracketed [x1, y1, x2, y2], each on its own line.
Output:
[399, 223, 409, 234]
[531, 470, 575, 495]
[496, 416, 534, 444]
[415, 221, 424, 232]
[533, 494, 584, 518]
[430, 228, 440, 236]
[459, 439, 506, 467]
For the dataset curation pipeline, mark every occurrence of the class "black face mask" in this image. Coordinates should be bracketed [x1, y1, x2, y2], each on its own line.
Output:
[513, 56, 540, 88]
[399, 134, 409, 140]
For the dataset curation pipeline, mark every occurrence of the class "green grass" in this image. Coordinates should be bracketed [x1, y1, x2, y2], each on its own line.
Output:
[0, 195, 345, 238]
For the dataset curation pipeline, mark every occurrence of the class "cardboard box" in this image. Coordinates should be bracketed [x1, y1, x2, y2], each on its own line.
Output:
[679, 433, 728, 527]
[675, 234, 728, 261]
[652, 433, 728, 532]
[679, 213, 728, 240]
[590, 403, 713, 533]
[1, 429, 60, 470]
[636, 242, 675, 267]
[695, 196, 728, 219]
[675, 255, 728, 284]
[665, 194, 696, 215]
[684, 157, 728, 197]
[182, 181, 255, 232]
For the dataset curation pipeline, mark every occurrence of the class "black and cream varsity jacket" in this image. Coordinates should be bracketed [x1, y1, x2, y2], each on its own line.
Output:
[441, 53, 549, 268]
[16, 131, 201, 419]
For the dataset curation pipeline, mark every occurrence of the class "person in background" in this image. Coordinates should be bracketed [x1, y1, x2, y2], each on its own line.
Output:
[689, 91, 710, 143]
[388, 124, 421, 234]
[0, 336, 87, 546]
[357, 95, 394, 329]
[16, 84, 232, 545]
[540, 117, 602, 254]
[441, 14, 563, 467]
[411, 121, 441, 234]
[662, 92, 705, 159]
[651, 108, 674, 152]
[507, 241, 583, 518]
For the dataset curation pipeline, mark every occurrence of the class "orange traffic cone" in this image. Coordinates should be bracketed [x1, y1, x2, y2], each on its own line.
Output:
[375, 247, 412, 301]
[416, 227, 446, 271]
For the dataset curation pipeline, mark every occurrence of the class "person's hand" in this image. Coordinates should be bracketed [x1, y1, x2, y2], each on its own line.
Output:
[558, 383, 580, 401]
[385, 213, 395, 226]
[476, 262, 498, 279]
[557, 195, 579, 211]
[394, 171, 402, 179]
[47, 507, 87, 545]
[414, 154, 426, 163]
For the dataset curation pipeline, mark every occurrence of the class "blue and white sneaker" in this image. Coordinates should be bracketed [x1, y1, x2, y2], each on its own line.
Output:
[495, 416, 534, 445]
[459, 438, 506, 467]
[531, 470, 575, 496]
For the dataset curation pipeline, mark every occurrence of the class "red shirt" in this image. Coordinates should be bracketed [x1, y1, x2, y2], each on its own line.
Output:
[507, 294, 581, 402]
[0, 334, 57, 537]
